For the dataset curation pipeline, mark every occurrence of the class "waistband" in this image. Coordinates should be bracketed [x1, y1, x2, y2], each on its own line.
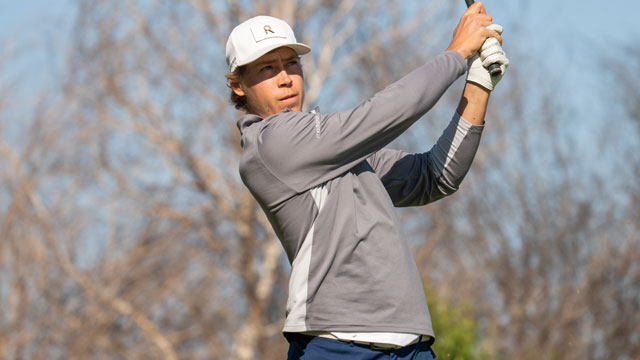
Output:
[287, 332, 433, 351]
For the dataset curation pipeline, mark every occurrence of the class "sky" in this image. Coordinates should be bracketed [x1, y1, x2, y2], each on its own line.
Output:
[2, 0, 638, 106]
[485, 0, 640, 110]
[0, 0, 638, 158]
[490, 0, 640, 47]
[1, 0, 73, 47]
[2, 0, 638, 69]
[1, 0, 73, 102]
[3, 0, 638, 38]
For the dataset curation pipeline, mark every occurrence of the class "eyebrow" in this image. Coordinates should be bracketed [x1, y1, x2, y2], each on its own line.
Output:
[253, 55, 299, 68]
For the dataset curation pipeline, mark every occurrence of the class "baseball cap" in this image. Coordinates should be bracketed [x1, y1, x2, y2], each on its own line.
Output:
[226, 16, 311, 72]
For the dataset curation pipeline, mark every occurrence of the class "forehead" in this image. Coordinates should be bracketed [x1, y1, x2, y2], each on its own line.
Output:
[252, 47, 298, 64]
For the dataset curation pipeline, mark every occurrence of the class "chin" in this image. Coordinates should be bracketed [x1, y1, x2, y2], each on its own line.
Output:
[289, 99, 303, 112]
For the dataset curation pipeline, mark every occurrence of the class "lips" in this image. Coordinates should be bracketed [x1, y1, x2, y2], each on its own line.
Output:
[279, 93, 297, 102]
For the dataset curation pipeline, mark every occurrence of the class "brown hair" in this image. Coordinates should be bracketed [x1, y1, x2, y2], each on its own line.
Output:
[226, 66, 248, 111]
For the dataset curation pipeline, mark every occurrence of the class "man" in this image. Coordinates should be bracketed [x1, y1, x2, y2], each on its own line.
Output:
[226, 3, 508, 359]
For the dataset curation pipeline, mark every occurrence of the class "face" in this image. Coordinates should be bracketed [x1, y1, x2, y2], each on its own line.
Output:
[231, 47, 304, 118]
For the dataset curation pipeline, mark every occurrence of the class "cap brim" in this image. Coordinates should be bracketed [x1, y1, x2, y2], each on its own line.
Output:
[236, 43, 311, 69]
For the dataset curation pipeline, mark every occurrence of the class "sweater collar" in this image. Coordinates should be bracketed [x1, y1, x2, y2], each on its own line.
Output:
[236, 113, 263, 134]
[236, 108, 295, 134]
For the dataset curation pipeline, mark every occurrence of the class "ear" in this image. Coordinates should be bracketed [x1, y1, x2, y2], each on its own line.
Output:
[230, 80, 245, 97]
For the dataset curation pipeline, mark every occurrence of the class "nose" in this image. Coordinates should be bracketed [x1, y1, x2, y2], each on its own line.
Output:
[277, 66, 292, 87]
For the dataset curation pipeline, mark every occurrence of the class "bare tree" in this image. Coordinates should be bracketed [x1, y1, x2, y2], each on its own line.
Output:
[2, 1, 638, 359]
[0, 1, 457, 359]
[406, 41, 640, 359]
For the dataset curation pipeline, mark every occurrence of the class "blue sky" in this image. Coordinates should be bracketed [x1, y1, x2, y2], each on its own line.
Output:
[2, 0, 637, 101]
[1, 0, 638, 159]
[2, 0, 638, 68]
[1, 0, 73, 41]
[3, 0, 638, 38]
[1, 0, 74, 101]
[490, 0, 640, 44]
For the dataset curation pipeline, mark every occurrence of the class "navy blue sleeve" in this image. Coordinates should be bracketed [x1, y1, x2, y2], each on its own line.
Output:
[367, 113, 484, 206]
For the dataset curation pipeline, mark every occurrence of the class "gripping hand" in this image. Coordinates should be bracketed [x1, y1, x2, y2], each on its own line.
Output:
[466, 24, 509, 91]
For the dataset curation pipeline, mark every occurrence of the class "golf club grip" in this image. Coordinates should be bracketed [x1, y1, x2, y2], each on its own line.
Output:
[464, 0, 502, 76]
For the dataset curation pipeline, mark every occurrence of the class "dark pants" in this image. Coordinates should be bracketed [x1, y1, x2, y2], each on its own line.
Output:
[285, 333, 437, 360]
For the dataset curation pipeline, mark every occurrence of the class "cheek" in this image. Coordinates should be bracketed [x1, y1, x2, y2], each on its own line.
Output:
[293, 75, 305, 94]
[245, 82, 279, 114]
[263, 80, 280, 97]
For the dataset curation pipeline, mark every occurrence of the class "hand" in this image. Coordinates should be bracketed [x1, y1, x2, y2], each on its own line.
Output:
[466, 24, 509, 91]
[446, 2, 502, 59]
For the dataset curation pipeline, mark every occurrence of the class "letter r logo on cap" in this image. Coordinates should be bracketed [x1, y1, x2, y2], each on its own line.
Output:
[226, 16, 310, 71]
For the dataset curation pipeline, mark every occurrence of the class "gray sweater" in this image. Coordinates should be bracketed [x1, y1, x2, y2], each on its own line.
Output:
[237, 51, 483, 336]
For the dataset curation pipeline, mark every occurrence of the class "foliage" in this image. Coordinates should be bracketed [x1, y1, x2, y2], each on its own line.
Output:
[425, 283, 495, 360]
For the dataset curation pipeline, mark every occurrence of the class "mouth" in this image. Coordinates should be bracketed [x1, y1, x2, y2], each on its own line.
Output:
[279, 94, 298, 102]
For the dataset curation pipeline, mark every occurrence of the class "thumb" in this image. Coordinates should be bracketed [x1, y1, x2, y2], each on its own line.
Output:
[486, 23, 503, 34]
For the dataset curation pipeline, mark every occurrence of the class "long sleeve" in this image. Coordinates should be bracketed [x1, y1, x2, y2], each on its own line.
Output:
[254, 51, 467, 193]
[367, 113, 484, 207]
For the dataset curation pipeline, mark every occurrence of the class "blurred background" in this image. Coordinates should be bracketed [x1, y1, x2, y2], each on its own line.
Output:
[0, 0, 638, 359]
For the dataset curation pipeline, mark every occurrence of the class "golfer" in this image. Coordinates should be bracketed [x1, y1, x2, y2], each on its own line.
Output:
[226, 2, 508, 359]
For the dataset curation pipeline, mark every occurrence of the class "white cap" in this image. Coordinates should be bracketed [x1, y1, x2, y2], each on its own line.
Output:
[226, 16, 311, 72]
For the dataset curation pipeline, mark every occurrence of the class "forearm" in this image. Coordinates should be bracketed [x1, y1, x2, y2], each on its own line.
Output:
[457, 81, 490, 125]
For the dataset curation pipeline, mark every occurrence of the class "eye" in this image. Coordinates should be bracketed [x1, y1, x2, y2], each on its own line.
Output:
[260, 65, 273, 72]
[287, 59, 299, 66]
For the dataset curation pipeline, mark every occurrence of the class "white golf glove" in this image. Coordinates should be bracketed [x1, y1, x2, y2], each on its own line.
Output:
[466, 24, 509, 91]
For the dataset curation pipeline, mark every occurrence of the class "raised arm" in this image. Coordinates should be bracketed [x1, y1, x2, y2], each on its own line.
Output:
[256, 3, 504, 192]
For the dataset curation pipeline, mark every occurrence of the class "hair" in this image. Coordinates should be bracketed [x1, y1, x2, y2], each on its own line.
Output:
[226, 66, 248, 112]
